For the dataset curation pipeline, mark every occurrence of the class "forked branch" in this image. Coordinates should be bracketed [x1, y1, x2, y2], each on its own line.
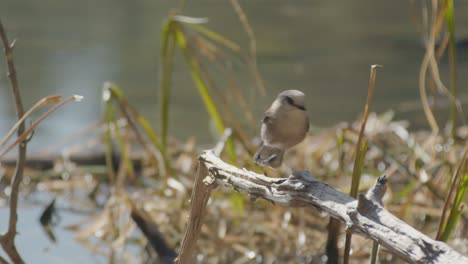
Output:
[0, 18, 26, 264]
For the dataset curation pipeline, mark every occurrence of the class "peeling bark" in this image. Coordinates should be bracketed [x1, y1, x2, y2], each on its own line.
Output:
[181, 150, 468, 264]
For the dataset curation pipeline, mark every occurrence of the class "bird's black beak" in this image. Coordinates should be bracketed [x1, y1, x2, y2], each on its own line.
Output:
[296, 104, 306, 111]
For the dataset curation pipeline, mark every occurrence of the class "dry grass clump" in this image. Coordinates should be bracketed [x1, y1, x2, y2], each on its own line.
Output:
[2, 111, 465, 263]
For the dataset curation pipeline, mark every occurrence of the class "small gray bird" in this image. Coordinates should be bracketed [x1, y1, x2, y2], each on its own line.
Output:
[254, 90, 309, 168]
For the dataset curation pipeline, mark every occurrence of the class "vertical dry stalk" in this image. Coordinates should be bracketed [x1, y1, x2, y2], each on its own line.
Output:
[176, 161, 215, 264]
[0, 19, 26, 264]
[353, 65, 380, 185]
[177, 129, 231, 263]
[343, 65, 380, 264]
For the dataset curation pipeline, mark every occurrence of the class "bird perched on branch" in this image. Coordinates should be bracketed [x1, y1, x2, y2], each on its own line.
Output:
[254, 90, 309, 168]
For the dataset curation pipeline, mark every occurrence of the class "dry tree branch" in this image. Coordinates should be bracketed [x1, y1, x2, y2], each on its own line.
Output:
[176, 129, 232, 264]
[0, 18, 26, 264]
[177, 150, 468, 264]
[0, 20, 81, 264]
[0, 255, 8, 264]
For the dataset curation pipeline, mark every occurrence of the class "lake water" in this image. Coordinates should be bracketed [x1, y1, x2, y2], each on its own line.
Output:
[0, 198, 99, 263]
[1, 1, 467, 151]
[0, 1, 467, 262]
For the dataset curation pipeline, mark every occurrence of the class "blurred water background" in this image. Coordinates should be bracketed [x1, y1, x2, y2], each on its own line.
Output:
[0, 1, 466, 152]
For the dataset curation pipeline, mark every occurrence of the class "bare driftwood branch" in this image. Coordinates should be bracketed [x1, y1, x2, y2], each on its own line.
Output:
[176, 129, 232, 264]
[185, 150, 468, 264]
[0, 18, 26, 264]
[0, 255, 9, 264]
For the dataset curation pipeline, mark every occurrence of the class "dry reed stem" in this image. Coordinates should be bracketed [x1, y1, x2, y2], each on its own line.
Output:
[344, 64, 381, 264]
[0, 95, 83, 159]
[228, 0, 265, 95]
[0, 95, 61, 150]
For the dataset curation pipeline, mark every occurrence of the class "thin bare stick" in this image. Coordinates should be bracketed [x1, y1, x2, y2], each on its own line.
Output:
[0, 95, 62, 150]
[228, 0, 265, 95]
[419, 53, 440, 133]
[418, 2, 466, 133]
[0, 95, 83, 159]
[0, 18, 26, 264]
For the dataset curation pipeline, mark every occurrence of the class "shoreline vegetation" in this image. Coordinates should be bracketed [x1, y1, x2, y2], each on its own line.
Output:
[1, 1, 467, 263]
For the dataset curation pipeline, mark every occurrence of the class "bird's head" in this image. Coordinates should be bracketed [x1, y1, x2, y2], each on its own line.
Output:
[278, 90, 306, 111]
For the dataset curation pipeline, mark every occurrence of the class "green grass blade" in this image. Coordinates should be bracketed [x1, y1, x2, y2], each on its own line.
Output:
[370, 241, 379, 264]
[136, 116, 163, 152]
[113, 112, 136, 186]
[182, 23, 241, 52]
[136, 115, 173, 173]
[106, 83, 172, 175]
[174, 25, 236, 161]
[392, 180, 417, 201]
[102, 87, 116, 184]
[441, 170, 467, 241]
[160, 19, 177, 152]
[107, 84, 164, 152]
[350, 140, 368, 198]
[230, 193, 245, 217]
[436, 147, 467, 240]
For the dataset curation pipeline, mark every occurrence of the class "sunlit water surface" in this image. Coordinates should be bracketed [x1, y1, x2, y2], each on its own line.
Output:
[1, 1, 468, 262]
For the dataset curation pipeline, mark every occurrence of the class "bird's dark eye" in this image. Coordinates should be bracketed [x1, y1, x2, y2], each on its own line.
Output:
[285, 96, 294, 105]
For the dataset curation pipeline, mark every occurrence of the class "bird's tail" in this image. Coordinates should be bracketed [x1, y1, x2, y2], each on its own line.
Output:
[254, 144, 284, 168]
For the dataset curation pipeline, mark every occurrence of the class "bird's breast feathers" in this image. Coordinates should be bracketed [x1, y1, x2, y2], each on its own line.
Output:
[261, 108, 308, 148]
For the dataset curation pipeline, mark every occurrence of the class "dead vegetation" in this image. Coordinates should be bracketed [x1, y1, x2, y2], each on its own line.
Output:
[1, 112, 465, 263]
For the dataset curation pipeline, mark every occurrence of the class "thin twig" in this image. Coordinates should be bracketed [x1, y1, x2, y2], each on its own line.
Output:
[0, 255, 8, 264]
[0, 18, 26, 264]
[0, 95, 62, 150]
[0, 95, 83, 159]
[419, 1, 467, 133]
[189, 49, 256, 154]
[228, 0, 265, 95]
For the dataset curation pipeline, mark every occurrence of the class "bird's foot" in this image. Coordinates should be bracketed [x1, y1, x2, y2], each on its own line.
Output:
[262, 154, 277, 164]
[254, 154, 277, 166]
